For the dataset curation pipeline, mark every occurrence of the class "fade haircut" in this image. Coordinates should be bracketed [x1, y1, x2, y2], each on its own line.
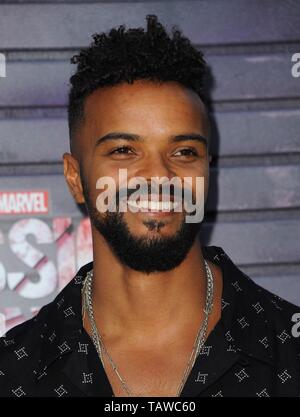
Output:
[68, 14, 208, 153]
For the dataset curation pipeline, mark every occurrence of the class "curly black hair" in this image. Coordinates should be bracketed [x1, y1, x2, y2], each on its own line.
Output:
[68, 14, 208, 151]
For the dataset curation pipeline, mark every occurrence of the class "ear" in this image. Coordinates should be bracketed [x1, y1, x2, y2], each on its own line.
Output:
[63, 153, 85, 204]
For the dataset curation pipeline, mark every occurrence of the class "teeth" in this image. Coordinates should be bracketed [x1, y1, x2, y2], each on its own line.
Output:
[127, 200, 180, 211]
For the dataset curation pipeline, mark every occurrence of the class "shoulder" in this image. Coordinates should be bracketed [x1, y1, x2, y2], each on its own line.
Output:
[233, 263, 300, 357]
[0, 270, 87, 397]
[210, 245, 300, 354]
[212, 244, 300, 328]
[239, 270, 300, 330]
[0, 301, 53, 396]
[0, 303, 48, 363]
[254, 281, 300, 340]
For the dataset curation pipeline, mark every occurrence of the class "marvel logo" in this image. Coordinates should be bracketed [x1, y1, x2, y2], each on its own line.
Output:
[0, 191, 49, 215]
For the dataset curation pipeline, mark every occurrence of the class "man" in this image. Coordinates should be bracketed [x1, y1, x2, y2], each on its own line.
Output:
[0, 15, 299, 398]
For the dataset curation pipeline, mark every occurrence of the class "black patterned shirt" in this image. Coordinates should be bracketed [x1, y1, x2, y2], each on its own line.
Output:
[0, 246, 300, 397]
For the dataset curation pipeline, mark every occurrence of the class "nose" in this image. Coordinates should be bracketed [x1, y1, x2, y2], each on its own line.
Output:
[134, 152, 175, 182]
[132, 154, 181, 202]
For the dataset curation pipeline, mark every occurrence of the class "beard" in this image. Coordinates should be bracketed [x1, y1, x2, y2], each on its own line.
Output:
[81, 176, 202, 274]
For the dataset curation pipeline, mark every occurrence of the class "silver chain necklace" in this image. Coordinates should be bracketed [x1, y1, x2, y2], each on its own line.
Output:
[81, 260, 214, 397]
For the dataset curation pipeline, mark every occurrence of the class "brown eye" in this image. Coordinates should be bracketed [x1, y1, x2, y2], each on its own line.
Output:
[110, 146, 134, 155]
[174, 148, 198, 157]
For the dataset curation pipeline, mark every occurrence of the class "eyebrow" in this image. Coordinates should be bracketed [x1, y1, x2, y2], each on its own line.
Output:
[94, 132, 208, 147]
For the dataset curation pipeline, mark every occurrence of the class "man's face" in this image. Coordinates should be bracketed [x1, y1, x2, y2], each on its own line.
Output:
[64, 80, 210, 273]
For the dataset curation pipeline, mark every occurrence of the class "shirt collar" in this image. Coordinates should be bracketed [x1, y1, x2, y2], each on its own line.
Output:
[35, 261, 93, 380]
[202, 246, 274, 366]
[35, 245, 274, 383]
[179, 246, 274, 396]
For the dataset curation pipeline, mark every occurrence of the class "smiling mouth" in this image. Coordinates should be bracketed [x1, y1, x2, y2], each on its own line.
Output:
[127, 199, 181, 213]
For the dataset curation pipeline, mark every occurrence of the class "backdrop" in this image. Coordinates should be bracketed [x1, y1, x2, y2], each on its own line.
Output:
[0, 0, 300, 336]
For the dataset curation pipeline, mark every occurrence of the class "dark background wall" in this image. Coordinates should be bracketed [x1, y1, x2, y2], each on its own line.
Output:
[0, 0, 300, 334]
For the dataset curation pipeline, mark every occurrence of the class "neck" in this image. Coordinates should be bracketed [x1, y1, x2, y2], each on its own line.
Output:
[85, 228, 221, 348]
